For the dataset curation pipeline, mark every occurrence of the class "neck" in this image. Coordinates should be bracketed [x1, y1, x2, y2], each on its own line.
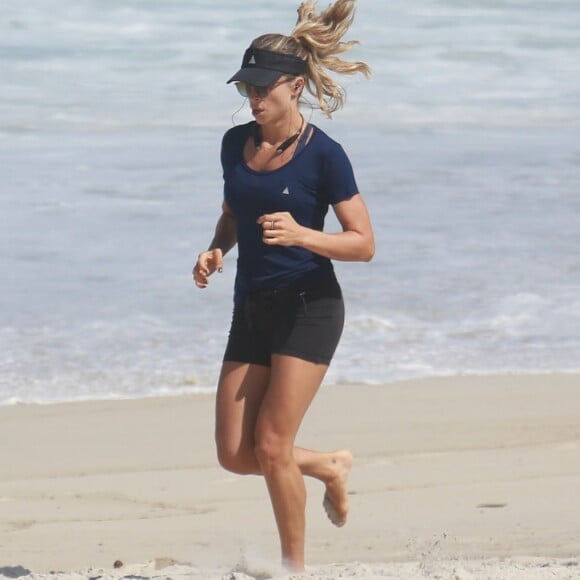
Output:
[254, 114, 304, 154]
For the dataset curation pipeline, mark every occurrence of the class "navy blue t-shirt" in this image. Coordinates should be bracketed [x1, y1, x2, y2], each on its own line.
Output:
[221, 122, 359, 304]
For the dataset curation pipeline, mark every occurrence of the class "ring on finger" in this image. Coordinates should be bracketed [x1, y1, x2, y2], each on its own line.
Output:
[270, 220, 275, 230]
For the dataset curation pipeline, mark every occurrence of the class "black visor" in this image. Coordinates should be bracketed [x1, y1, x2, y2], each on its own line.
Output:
[227, 47, 307, 87]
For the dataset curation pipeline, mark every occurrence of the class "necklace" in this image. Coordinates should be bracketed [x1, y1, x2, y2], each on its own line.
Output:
[253, 115, 305, 155]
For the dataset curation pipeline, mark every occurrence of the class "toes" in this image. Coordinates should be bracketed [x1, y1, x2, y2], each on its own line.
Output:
[323, 493, 346, 527]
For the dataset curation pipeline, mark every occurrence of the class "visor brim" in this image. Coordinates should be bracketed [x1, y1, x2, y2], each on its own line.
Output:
[226, 68, 284, 87]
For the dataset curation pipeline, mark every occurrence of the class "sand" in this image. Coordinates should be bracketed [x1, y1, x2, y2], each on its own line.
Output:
[1, 373, 579, 579]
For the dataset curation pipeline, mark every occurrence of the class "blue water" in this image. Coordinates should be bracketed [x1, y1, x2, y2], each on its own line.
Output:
[1, 0, 579, 404]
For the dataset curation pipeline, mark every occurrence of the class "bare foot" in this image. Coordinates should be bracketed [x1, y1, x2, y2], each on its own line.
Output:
[323, 449, 353, 527]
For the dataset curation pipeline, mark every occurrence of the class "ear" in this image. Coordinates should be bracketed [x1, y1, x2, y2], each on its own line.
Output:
[293, 78, 304, 93]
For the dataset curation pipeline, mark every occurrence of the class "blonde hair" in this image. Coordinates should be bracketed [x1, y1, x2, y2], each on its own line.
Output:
[250, 0, 370, 117]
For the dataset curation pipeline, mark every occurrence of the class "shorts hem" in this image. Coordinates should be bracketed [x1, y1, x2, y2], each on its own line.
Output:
[222, 351, 334, 366]
[222, 355, 271, 367]
[272, 349, 333, 366]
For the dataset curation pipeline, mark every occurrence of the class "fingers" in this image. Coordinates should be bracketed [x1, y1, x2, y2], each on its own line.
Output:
[257, 211, 290, 230]
[201, 248, 223, 272]
[257, 213, 292, 241]
[192, 249, 224, 288]
[257, 212, 304, 247]
[257, 216, 277, 233]
[192, 263, 209, 288]
[257, 215, 280, 243]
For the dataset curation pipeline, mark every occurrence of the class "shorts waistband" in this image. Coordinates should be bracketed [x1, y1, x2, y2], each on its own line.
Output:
[246, 273, 341, 303]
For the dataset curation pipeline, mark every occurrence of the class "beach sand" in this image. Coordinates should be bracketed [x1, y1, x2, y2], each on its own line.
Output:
[1, 374, 579, 579]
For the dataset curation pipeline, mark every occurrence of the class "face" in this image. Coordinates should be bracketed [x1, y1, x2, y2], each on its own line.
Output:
[235, 77, 291, 99]
[236, 76, 301, 124]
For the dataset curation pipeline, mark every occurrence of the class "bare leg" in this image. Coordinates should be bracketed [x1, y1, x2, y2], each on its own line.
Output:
[216, 362, 350, 472]
[215, 360, 352, 568]
[254, 354, 335, 571]
[215, 362, 269, 475]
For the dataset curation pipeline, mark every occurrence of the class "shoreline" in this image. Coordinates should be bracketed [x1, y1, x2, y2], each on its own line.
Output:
[1, 373, 579, 577]
[2, 368, 580, 409]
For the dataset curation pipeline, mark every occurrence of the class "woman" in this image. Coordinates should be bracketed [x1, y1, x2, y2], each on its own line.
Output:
[192, 0, 374, 571]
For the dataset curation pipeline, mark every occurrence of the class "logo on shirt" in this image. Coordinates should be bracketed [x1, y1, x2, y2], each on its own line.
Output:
[281, 186, 290, 195]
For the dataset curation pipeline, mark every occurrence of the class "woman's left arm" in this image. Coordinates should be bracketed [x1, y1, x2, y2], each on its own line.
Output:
[258, 193, 375, 262]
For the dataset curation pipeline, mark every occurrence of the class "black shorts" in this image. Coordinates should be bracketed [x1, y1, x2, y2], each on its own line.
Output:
[223, 275, 345, 367]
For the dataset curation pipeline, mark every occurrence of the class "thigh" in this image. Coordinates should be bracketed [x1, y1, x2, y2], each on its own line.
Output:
[255, 354, 330, 448]
[215, 361, 271, 456]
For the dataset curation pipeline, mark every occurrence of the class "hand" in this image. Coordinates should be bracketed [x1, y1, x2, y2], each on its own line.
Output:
[257, 212, 305, 247]
[192, 248, 223, 288]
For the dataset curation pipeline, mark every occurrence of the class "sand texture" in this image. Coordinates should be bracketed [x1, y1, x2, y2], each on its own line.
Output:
[1, 374, 579, 578]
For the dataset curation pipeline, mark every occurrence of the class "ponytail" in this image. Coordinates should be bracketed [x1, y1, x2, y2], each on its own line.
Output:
[250, 0, 370, 117]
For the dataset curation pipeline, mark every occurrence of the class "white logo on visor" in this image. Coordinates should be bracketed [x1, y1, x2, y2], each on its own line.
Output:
[248, 55, 256, 64]
[282, 186, 290, 195]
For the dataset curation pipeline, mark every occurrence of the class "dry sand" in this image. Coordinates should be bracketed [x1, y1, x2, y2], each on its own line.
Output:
[1, 373, 579, 579]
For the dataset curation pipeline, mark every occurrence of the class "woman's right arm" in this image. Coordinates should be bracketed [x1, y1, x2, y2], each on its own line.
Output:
[192, 201, 237, 289]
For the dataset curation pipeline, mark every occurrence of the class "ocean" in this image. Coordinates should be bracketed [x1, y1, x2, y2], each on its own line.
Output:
[1, 0, 579, 405]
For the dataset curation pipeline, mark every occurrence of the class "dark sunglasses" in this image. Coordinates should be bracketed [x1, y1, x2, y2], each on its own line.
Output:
[235, 78, 292, 98]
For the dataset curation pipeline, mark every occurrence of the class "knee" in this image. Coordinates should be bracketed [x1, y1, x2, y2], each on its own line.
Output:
[254, 431, 292, 473]
[215, 442, 255, 475]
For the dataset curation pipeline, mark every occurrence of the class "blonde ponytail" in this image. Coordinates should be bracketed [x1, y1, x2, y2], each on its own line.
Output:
[250, 0, 370, 117]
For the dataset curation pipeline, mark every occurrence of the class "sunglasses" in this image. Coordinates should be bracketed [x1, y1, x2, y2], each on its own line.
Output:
[235, 78, 292, 98]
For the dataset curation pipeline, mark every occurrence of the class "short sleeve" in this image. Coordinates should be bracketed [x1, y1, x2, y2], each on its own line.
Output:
[221, 123, 250, 182]
[320, 141, 359, 205]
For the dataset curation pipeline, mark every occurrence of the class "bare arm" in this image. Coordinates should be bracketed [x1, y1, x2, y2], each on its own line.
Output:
[208, 201, 237, 256]
[257, 194, 375, 262]
[192, 201, 237, 288]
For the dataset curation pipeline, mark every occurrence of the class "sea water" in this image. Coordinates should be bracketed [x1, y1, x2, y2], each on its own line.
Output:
[1, 0, 579, 404]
